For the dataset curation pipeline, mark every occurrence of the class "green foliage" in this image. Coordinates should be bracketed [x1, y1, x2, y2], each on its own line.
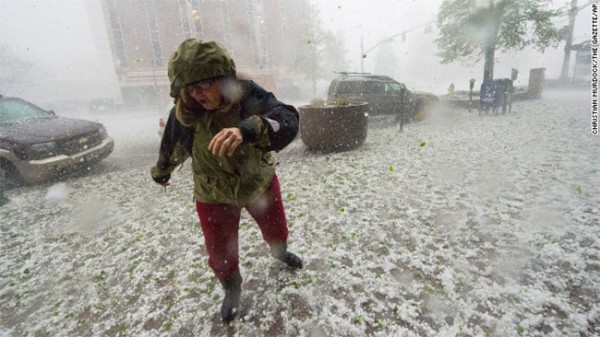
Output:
[161, 321, 172, 331]
[309, 98, 326, 107]
[93, 270, 107, 282]
[308, 96, 353, 107]
[436, 0, 565, 78]
[334, 96, 352, 106]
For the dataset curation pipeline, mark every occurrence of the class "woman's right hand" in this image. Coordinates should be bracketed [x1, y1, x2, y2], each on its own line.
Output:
[208, 127, 244, 158]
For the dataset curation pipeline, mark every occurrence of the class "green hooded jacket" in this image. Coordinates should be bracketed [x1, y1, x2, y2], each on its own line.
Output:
[151, 39, 298, 206]
[151, 80, 299, 207]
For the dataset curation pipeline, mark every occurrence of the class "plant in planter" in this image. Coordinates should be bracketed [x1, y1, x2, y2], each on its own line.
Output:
[297, 97, 369, 152]
[334, 96, 352, 106]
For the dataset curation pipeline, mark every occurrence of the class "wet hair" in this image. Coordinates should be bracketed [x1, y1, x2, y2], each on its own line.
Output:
[175, 87, 204, 126]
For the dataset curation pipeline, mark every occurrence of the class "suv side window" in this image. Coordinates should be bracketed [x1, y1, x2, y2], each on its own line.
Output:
[365, 81, 384, 93]
[337, 81, 364, 95]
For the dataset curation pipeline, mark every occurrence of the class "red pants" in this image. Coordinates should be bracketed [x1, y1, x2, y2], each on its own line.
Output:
[195, 174, 289, 281]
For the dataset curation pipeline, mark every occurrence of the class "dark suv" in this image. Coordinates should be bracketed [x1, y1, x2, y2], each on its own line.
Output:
[327, 73, 438, 121]
[0, 96, 114, 186]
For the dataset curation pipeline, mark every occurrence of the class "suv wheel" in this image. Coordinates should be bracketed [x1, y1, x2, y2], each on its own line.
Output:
[0, 159, 25, 188]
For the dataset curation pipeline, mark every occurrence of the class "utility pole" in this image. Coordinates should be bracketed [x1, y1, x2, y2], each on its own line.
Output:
[361, 35, 395, 73]
[560, 0, 595, 81]
[560, 0, 578, 82]
[361, 37, 364, 73]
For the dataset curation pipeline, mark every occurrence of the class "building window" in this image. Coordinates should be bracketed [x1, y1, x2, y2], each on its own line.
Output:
[248, 0, 255, 14]
[143, 0, 163, 67]
[105, 0, 128, 68]
[260, 34, 269, 66]
[278, 0, 288, 28]
[221, 0, 233, 53]
[190, 0, 203, 38]
[178, 0, 192, 38]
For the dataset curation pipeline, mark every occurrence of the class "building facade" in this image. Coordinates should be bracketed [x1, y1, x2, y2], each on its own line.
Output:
[100, 0, 310, 105]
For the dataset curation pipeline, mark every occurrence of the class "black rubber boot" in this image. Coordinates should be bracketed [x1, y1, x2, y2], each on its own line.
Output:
[218, 269, 242, 322]
[270, 243, 303, 269]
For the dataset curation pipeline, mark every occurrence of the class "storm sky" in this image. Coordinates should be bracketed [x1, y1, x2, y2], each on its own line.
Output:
[315, 0, 592, 93]
[0, 0, 119, 102]
[0, 0, 593, 102]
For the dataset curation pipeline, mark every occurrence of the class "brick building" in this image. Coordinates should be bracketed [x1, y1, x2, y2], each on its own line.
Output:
[100, 0, 310, 105]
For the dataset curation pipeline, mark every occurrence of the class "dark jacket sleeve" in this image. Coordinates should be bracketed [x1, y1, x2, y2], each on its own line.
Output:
[238, 80, 299, 152]
[151, 106, 193, 183]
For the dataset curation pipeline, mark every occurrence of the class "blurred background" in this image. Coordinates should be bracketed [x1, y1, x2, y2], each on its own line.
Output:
[0, 0, 592, 109]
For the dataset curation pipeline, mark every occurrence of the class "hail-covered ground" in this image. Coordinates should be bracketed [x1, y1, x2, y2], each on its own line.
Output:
[1, 88, 598, 337]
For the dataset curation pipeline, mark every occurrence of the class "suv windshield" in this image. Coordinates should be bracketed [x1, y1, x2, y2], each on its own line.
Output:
[0, 98, 53, 124]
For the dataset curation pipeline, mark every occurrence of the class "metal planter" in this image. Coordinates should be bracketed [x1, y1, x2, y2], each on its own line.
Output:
[298, 103, 369, 152]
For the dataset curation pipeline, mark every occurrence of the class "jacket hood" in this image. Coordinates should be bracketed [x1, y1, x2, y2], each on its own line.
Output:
[168, 38, 236, 98]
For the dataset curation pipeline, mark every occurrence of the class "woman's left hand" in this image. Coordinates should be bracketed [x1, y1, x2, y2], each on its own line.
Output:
[209, 127, 244, 157]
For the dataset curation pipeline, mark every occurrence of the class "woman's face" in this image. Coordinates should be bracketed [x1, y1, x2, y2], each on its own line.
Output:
[187, 79, 223, 111]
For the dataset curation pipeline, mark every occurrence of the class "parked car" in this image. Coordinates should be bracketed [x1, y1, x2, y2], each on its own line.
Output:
[327, 72, 439, 121]
[0, 96, 114, 186]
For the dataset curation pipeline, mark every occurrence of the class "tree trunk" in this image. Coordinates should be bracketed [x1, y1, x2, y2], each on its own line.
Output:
[482, 3, 501, 83]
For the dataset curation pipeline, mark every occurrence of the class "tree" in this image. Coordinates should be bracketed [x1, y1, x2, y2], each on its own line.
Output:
[288, 5, 348, 94]
[320, 30, 349, 76]
[436, 0, 567, 82]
